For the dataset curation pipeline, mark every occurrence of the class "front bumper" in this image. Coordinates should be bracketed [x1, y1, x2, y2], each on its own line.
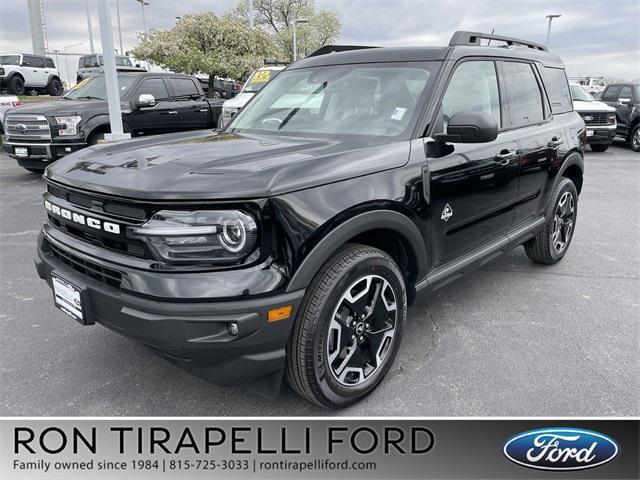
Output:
[585, 124, 616, 145]
[4, 140, 87, 165]
[35, 229, 305, 387]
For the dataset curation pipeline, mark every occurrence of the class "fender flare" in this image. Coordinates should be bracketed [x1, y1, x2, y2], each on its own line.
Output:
[6, 71, 24, 81]
[285, 209, 428, 293]
[555, 150, 584, 193]
[46, 74, 61, 85]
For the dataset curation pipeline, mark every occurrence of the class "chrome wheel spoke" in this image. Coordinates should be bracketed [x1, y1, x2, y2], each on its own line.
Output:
[551, 191, 576, 253]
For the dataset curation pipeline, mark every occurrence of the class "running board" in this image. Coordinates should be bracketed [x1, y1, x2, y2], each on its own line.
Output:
[414, 216, 545, 296]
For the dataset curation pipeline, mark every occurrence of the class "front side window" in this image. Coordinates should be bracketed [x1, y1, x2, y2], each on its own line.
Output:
[441, 61, 501, 129]
[602, 86, 620, 102]
[502, 62, 544, 127]
[231, 62, 436, 141]
[618, 86, 633, 100]
[135, 78, 170, 101]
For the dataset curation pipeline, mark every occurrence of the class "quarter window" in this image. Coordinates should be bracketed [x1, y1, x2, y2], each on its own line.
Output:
[441, 61, 501, 129]
[135, 78, 170, 101]
[502, 62, 544, 127]
[543, 67, 572, 114]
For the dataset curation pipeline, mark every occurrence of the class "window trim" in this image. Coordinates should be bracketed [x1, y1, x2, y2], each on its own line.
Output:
[498, 59, 550, 132]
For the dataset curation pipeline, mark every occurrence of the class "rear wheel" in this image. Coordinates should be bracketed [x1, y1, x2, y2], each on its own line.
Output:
[47, 78, 63, 96]
[525, 178, 578, 264]
[7, 76, 25, 95]
[630, 125, 640, 152]
[590, 144, 609, 152]
[286, 244, 407, 408]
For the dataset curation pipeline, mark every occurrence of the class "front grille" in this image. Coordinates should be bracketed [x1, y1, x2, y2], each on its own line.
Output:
[4, 114, 51, 141]
[579, 112, 611, 126]
[49, 242, 122, 289]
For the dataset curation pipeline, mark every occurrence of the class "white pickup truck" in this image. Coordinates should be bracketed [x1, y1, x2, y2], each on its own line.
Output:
[570, 83, 616, 152]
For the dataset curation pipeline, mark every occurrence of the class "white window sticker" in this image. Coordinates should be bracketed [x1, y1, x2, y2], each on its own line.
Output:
[390, 107, 407, 121]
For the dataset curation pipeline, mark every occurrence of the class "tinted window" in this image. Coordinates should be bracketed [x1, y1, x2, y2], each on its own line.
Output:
[170, 78, 199, 98]
[79, 57, 86, 68]
[618, 86, 633, 100]
[441, 61, 501, 128]
[503, 62, 544, 127]
[22, 55, 44, 67]
[602, 86, 621, 102]
[135, 78, 170, 100]
[543, 67, 572, 114]
[0, 55, 21, 65]
[45, 58, 55, 68]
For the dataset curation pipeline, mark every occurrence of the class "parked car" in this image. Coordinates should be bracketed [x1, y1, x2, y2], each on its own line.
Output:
[0, 95, 20, 133]
[569, 83, 616, 152]
[569, 76, 606, 96]
[0, 54, 63, 96]
[35, 31, 584, 408]
[3, 72, 223, 172]
[219, 63, 287, 128]
[601, 83, 640, 152]
[76, 54, 146, 82]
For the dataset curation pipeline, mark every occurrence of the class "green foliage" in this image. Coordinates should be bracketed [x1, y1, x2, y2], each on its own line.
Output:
[228, 0, 341, 60]
[130, 13, 278, 81]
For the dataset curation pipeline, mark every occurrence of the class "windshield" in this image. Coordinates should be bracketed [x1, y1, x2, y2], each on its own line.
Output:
[570, 84, 594, 102]
[230, 62, 436, 140]
[243, 69, 281, 93]
[64, 75, 137, 100]
[0, 55, 20, 65]
[116, 56, 133, 67]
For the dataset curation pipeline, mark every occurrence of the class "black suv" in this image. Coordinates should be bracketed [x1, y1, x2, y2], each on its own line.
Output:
[35, 32, 585, 408]
[601, 83, 640, 152]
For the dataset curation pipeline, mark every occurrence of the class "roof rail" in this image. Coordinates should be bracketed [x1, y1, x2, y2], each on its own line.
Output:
[307, 45, 379, 58]
[449, 31, 547, 51]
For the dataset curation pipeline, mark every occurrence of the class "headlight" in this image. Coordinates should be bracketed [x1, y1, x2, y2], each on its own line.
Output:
[128, 210, 258, 264]
[54, 116, 82, 136]
[220, 107, 239, 128]
[607, 113, 616, 124]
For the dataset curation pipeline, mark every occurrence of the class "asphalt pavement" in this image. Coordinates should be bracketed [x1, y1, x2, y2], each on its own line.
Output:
[1, 142, 638, 416]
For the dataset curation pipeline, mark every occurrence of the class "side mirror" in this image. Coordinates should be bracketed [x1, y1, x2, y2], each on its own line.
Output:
[617, 98, 631, 106]
[434, 112, 499, 144]
[134, 93, 156, 109]
[135, 63, 141, 68]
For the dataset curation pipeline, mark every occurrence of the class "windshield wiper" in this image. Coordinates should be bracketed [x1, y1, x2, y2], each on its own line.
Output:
[74, 95, 104, 100]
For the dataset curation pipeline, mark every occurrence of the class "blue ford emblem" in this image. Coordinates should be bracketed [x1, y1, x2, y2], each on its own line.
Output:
[503, 428, 619, 471]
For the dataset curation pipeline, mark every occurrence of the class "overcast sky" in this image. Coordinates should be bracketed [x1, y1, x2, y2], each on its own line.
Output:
[1, 0, 638, 85]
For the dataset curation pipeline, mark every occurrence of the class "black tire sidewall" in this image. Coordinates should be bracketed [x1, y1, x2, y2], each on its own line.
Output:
[49, 79, 62, 96]
[547, 179, 578, 261]
[631, 125, 640, 152]
[9, 77, 25, 95]
[310, 253, 407, 407]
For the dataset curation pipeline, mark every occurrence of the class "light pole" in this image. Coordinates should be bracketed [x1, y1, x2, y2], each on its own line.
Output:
[62, 42, 81, 88]
[85, 0, 95, 54]
[545, 14, 561, 48]
[136, 0, 149, 33]
[292, 18, 308, 61]
[116, 0, 124, 55]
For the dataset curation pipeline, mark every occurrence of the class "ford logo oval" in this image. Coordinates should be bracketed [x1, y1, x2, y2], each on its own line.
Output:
[14, 123, 27, 132]
[583, 115, 594, 122]
[503, 428, 619, 471]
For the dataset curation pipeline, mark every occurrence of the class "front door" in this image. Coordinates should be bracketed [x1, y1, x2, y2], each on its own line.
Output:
[427, 60, 519, 267]
[128, 77, 175, 135]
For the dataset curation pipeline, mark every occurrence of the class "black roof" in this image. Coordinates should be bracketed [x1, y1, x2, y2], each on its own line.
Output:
[292, 31, 564, 70]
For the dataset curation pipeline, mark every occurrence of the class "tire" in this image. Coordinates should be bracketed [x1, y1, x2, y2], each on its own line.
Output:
[630, 124, 640, 152]
[525, 178, 578, 264]
[7, 76, 25, 95]
[24, 167, 45, 174]
[88, 132, 106, 145]
[590, 144, 609, 152]
[47, 78, 63, 96]
[211, 89, 222, 99]
[285, 244, 407, 408]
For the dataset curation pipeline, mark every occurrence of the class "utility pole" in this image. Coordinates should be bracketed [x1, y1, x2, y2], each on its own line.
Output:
[545, 14, 561, 48]
[27, 0, 47, 56]
[98, 0, 130, 142]
[292, 18, 308, 61]
[248, 0, 254, 28]
[136, 0, 149, 33]
[116, 0, 124, 55]
[85, 0, 95, 54]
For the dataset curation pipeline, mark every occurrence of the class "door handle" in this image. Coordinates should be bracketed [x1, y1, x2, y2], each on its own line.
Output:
[548, 137, 564, 148]
[494, 149, 516, 165]
[168, 111, 178, 115]
[198, 108, 208, 113]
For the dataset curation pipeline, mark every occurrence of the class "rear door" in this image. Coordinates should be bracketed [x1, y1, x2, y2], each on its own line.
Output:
[166, 77, 210, 130]
[427, 59, 520, 266]
[21, 55, 41, 86]
[127, 77, 175, 135]
[500, 60, 564, 225]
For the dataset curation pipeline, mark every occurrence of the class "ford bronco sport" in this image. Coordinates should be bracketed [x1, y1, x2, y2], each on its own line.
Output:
[35, 31, 585, 408]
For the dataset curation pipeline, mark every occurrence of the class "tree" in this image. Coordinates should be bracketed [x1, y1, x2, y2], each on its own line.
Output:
[228, 0, 341, 60]
[130, 13, 278, 96]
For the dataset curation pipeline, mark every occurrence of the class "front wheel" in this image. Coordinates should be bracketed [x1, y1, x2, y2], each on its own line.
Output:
[525, 178, 578, 264]
[286, 244, 407, 408]
[630, 125, 640, 152]
[7, 76, 25, 95]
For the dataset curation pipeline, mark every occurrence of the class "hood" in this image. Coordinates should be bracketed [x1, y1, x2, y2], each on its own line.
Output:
[6, 99, 109, 116]
[45, 130, 410, 200]
[572, 100, 615, 113]
[223, 93, 254, 110]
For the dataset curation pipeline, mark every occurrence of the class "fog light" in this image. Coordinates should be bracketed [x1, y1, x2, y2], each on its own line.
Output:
[227, 322, 239, 336]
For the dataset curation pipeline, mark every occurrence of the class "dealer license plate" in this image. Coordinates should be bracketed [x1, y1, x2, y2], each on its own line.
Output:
[14, 147, 28, 157]
[52, 275, 84, 323]
[586, 130, 594, 137]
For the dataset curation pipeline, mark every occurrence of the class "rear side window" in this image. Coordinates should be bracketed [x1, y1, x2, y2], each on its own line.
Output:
[45, 58, 55, 68]
[169, 78, 200, 99]
[441, 61, 501, 128]
[135, 78, 170, 101]
[602, 86, 621, 102]
[543, 67, 572, 114]
[502, 62, 544, 128]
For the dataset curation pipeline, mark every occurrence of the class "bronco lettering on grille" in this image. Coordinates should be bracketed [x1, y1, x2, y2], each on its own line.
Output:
[44, 200, 121, 235]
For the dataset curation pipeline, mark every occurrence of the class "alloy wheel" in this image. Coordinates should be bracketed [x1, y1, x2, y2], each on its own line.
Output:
[326, 275, 398, 386]
[551, 191, 575, 253]
[633, 128, 640, 151]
